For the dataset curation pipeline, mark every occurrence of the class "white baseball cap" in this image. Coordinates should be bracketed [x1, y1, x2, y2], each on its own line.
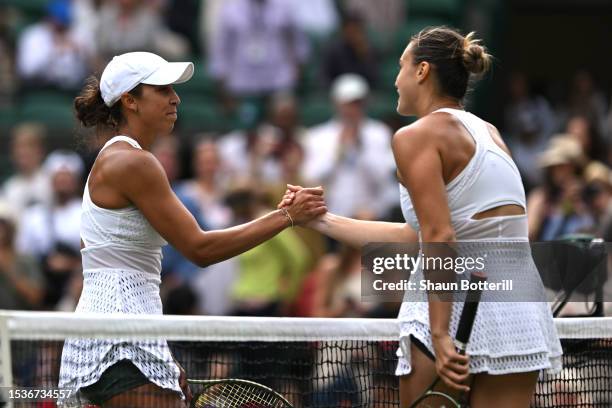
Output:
[100, 52, 194, 107]
[331, 73, 369, 104]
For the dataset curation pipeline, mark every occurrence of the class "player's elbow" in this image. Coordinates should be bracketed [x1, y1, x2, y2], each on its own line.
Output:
[181, 234, 218, 268]
[189, 246, 221, 268]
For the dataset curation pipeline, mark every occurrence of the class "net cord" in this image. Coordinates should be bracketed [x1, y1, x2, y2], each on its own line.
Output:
[0, 311, 610, 341]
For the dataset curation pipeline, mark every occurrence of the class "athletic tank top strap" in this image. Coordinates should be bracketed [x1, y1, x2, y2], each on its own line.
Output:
[83, 135, 142, 209]
[430, 108, 486, 195]
[81, 135, 144, 247]
[100, 135, 143, 152]
[429, 107, 526, 218]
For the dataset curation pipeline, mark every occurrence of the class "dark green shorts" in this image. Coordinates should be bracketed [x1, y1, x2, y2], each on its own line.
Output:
[79, 359, 151, 405]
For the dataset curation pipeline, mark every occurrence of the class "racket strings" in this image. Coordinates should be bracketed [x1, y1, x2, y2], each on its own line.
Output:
[194, 381, 288, 407]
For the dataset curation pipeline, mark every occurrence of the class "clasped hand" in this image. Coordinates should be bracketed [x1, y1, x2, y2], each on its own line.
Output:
[277, 184, 327, 225]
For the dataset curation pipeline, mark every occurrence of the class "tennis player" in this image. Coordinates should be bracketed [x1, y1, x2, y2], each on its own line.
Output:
[57, 52, 326, 407]
[284, 27, 562, 407]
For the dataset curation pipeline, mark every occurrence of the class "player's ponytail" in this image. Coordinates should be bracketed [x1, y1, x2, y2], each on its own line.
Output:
[74, 76, 123, 131]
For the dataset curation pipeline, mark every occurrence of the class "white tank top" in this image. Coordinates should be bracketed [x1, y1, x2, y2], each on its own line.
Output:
[59, 135, 181, 397]
[399, 108, 528, 240]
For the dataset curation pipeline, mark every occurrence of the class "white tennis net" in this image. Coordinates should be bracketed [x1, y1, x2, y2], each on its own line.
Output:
[0, 311, 611, 407]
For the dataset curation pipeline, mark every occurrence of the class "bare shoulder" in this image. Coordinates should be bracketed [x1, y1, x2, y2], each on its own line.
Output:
[393, 112, 458, 151]
[97, 142, 165, 188]
[393, 116, 437, 149]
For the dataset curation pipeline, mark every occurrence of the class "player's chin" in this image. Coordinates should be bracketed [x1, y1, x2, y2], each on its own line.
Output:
[165, 116, 178, 131]
[396, 102, 408, 117]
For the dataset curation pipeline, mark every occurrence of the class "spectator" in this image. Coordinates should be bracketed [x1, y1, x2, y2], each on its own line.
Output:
[155, 137, 238, 316]
[527, 136, 594, 241]
[0, 7, 16, 105]
[71, 0, 103, 64]
[16, 150, 83, 308]
[199, 0, 225, 55]
[288, 0, 339, 38]
[227, 186, 310, 316]
[181, 137, 233, 230]
[263, 93, 306, 159]
[1, 123, 52, 216]
[96, 0, 189, 63]
[163, 0, 200, 53]
[323, 12, 379, 87]
[342, 0, 405, 47]
[151, 136, 206, 285]
[218, 93, 306, 186]
[163, 284, 199, 315]
[0, 201, 44, 310]
[208, 0, 309, 121]
[301, 74, 397, 219]
[303, 243, 366, 317]
[504, 73, 557, 140]
[565, 114, 608, 163]
[565, 70, 607, 135]
[16, 0, 93, 91]
[504, 73, 557, 190]
[583, 162, 612, 240]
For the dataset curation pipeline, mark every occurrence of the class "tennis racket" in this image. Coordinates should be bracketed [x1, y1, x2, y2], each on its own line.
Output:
[409, 271, 487, 408]
[188, 378, 294, 408]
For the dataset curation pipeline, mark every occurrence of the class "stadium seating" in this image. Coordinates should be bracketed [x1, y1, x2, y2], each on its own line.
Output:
[407, 0, 462, 21]
[394, 17, 452, 54]
[300, 95, 333, 127]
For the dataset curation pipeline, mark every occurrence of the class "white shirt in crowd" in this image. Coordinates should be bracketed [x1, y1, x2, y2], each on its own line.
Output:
[16, 22, 92, 88]
[1, 169, 52, 217]
[16, 199, 82, 258]
[302, 117, 397, 218]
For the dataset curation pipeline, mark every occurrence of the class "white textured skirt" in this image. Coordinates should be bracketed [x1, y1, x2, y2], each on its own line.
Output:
[396, 239, 563, 376]
[58, 268, 182, 396]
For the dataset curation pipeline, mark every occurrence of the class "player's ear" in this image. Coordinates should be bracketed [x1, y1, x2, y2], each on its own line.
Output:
[416, 62, 430, 84]
[120, 93, 138, 114]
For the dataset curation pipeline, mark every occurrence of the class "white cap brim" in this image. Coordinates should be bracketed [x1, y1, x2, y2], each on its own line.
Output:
[141, 62, 194, 86]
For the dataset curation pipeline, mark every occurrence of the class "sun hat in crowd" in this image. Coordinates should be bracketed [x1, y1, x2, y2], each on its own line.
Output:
[584, 161, 612, 187]
[537, 135, 586, 168]
[100, 52, 194, 107]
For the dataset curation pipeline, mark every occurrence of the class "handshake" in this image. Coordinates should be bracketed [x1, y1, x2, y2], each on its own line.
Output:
[276, 184, 327, 227]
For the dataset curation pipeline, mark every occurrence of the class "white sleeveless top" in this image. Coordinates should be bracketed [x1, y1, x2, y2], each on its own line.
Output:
[400, 108, 527, 239]
[396, 109, 562, 376]
[59, 136, 181, 396]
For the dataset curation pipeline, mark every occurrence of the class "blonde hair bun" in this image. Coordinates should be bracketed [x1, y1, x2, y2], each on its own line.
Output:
[462, 32, 492, 75]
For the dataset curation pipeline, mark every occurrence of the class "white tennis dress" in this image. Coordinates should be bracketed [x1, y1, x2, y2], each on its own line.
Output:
[396, 108, 563, 376]
[58, 136, 182, 396]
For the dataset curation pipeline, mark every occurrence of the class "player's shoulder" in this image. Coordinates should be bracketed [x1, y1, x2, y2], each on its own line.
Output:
[392, 114, 443, 149]
[481, 118, 501, 137]
[98, 142, 163, 183]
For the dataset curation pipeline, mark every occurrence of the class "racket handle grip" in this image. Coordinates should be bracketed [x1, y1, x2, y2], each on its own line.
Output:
[455, 272, 487, 354]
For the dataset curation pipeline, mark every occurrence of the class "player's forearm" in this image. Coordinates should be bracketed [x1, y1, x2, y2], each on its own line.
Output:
[193, 210, 290, 267]
[429, 299, 453, 338]
[421, 229, 456, 338]
[311, 213, 417, 248]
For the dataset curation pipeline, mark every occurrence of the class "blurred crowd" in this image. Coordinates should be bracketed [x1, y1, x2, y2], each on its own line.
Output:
[1, 0, 612, 318]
